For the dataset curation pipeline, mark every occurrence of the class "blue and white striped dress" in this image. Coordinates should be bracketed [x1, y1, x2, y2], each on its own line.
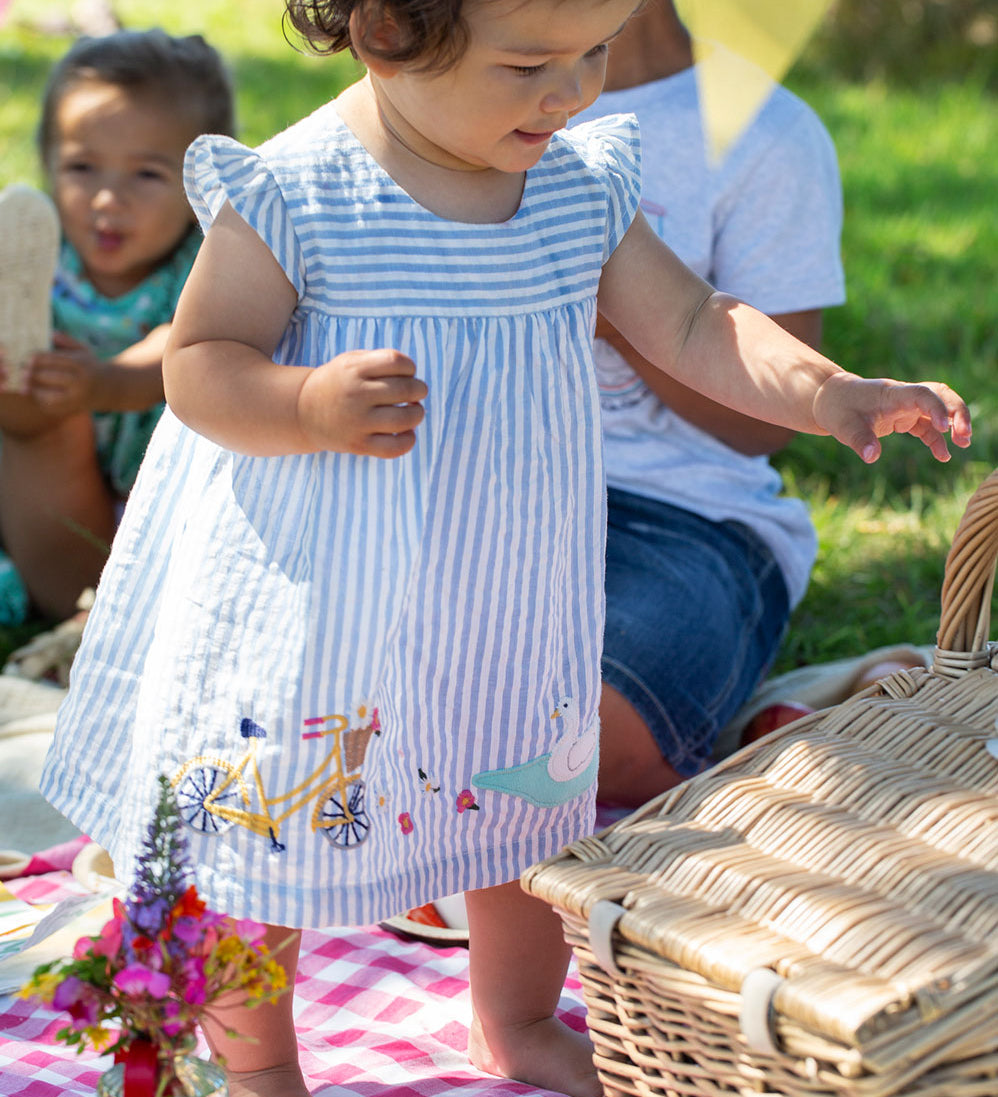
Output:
[41, 105, 641, 928]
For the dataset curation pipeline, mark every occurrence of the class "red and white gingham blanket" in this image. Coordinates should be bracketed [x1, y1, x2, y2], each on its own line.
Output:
[0, 871, 588, 1097]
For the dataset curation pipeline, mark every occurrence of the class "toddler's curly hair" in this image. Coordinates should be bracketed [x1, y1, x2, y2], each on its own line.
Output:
[285, 0, 469, 72]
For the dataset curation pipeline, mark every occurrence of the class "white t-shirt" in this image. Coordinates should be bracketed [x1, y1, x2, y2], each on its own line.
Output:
[573, 69, 846, 606]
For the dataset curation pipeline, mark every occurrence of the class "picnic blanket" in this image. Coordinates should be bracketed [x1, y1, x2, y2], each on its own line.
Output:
[0, 676, 76, 878]
[0, 866, 588, 1097]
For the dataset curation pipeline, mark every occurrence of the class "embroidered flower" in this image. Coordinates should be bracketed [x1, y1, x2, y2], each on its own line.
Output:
[456, 789, 480, 813]
[353, 699, 378, 730]
[398, 812, 414, 835]
[418, 767, 440, 793]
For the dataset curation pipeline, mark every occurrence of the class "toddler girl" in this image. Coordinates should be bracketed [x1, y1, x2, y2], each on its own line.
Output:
[0, 29, 234, 620]
[41, 1, 970, 1095]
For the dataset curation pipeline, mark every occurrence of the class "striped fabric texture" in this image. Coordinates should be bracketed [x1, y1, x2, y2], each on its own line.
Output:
[41, 108, 641, 928]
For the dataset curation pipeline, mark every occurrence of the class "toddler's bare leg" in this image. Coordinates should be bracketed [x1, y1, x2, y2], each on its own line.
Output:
[201, 924, 309, 1097]
[0, 404, 113, 618]
[466, 879, 601, 1097]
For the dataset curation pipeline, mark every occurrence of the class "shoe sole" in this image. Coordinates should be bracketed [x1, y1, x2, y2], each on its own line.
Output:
[0, 185, 60, 394]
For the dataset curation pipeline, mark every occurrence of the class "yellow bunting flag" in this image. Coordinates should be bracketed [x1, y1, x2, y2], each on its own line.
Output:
[675, 0, 834, 162]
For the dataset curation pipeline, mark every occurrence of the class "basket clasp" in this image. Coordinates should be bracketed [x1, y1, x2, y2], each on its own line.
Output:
[588, 900, 627, 977]
[740, 967, 785, 1055]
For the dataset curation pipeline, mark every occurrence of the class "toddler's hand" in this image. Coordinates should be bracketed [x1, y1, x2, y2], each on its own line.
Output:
[297, 348, 427, 458]
[25, 331, 106, 416]
[812, 373, 971, 463]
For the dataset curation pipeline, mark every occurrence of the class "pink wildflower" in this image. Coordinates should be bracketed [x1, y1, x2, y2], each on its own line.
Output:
[398, 812, 414, 835]
[233, 918, 267, 946]
[87, 913, 123, 959]
[113, 964, 171, 998]
[162, 1000, 185, 1038]
[180, 957, 207, 1005]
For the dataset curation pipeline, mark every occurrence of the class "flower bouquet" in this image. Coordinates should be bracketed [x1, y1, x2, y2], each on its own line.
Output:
[20, 776, 288, 1097]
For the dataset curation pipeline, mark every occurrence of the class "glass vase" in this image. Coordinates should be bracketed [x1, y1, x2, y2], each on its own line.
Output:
[97, 1038, 227, 1097]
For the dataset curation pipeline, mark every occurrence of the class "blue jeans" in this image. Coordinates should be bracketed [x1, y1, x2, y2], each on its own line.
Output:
[602, 487, 790, 778]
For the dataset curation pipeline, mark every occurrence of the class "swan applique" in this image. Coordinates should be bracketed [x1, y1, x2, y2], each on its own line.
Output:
[546, 697, 598, 781]
[471, 697, 599, 808]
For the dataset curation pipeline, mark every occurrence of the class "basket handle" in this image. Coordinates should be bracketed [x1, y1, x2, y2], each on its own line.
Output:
[934, 469, 998, 677]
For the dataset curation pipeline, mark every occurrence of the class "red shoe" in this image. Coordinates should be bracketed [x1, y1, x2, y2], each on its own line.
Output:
[380, 893, 469, 946]
[740, 701, 816, 747]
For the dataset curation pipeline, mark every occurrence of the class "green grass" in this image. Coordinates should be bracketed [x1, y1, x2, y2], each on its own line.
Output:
[770, 66, 998, 667]
[1, 0, 997, 672]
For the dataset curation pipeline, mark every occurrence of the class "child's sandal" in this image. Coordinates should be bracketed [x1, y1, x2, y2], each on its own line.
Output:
[0, 184, 60, 395]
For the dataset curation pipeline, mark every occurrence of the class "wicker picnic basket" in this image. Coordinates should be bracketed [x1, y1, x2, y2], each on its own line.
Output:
[524, 469, 998, 1097]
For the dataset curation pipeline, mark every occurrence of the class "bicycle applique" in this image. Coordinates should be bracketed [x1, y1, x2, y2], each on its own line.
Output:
[172, 703, 380, 852]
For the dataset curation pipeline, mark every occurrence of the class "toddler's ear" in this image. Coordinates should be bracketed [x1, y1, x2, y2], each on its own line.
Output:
[349, 1, 407, 76]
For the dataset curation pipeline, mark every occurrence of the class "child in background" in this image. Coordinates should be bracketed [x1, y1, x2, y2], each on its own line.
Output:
[41, 1, 970, 1095]
[0, 29, 235, 621]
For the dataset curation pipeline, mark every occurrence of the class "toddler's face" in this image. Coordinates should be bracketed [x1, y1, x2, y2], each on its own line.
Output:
[47, 79, 197, 298]
[376, 0, 640, 175]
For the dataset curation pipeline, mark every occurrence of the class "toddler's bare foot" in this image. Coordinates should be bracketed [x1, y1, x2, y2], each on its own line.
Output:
[468, 1013, 602, 1097]
[224, 1063, 310, 1097]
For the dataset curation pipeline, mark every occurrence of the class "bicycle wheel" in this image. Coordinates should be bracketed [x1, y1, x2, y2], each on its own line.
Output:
[173, 760, 249, 835]
[315, 779, 370, 848]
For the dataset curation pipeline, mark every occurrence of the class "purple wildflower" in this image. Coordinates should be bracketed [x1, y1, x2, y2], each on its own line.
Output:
[127, 777, 192, 940]
[53, 977, 101, 1027]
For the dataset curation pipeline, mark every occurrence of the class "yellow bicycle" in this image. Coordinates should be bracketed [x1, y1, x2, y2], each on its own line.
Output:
[172, 706, 379, 852]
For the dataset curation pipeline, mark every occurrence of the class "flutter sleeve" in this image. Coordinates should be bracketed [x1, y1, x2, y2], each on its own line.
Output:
[183, 135, 306, 300]
[563, 113, 642, 264]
